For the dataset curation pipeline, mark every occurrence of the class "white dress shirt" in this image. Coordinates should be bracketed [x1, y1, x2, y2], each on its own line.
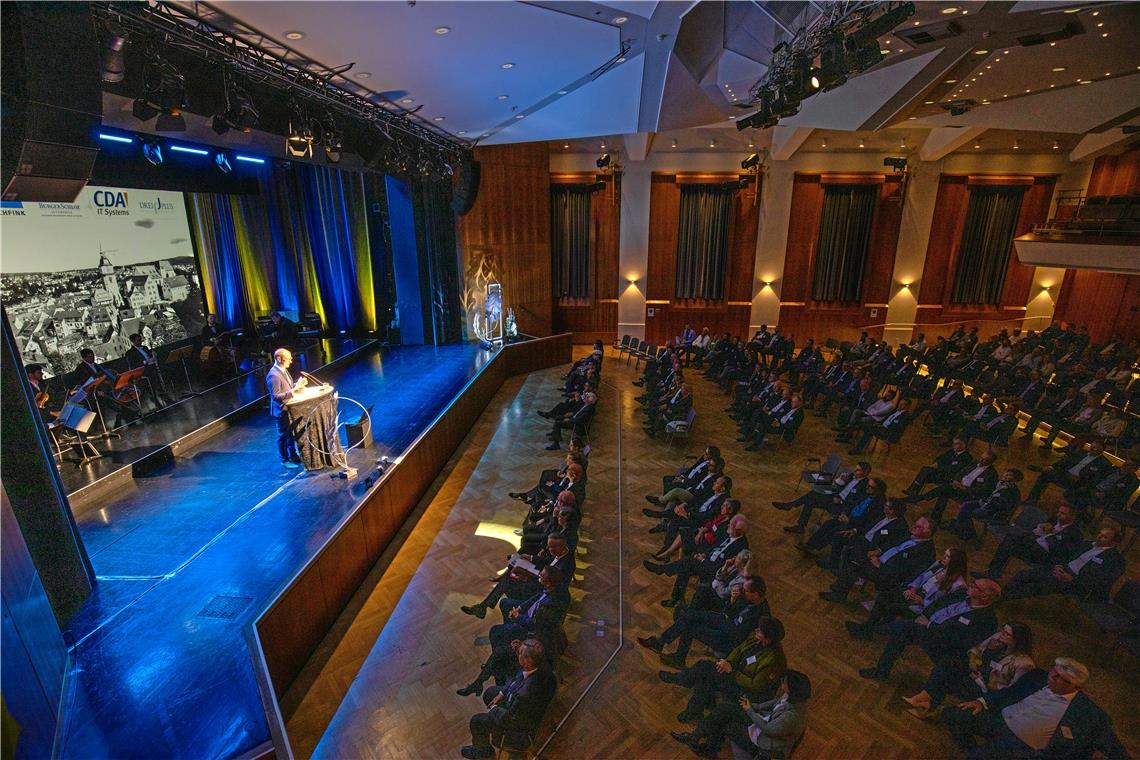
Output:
[961, 465, 988, 488]
[1066, 545, 1107, 575]
[1000, 687, 1076, 750]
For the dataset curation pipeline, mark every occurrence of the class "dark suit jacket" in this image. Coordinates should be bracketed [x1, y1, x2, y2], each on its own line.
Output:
[919, 601, 998, 657]
[934, 448, 975, 477]
[124, 344, 158, 368]
[491, 668, 558, 733]
[266, 365, 294, 418]
[955, 463, 999, 499]
[774, 406, 805, 442]
[979, 669, 1130, 759]
[1068, 545, 1126, 602]
[1050, 451, 1114, 488]
[877, 538, 937, 587]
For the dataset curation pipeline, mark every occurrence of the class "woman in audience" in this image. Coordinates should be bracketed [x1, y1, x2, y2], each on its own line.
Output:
[652, 498, 741, 561]
[845, 546, 968, 640]
[686, 548, 759, 613]
[903, 621, 1035, 718]
[672, 669, 811, 759]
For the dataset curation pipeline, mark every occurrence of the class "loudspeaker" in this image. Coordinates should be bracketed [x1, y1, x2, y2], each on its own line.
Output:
[1, 3, 102, 202]
[345, 417, 373, 449]
[450, 159, 481, 216]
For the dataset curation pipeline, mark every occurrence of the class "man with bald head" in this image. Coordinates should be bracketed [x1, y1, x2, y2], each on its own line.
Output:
[858, 577, 1001, 682]
[267, 348, 306, 469]
[943, 657, 1129, 758]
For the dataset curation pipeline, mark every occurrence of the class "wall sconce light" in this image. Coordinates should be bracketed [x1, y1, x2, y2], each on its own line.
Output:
[899, 281, 911, 290]
[627, 274, 640, 285]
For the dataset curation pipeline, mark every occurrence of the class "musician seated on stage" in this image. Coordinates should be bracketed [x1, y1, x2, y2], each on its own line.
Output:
[26, 363, 56, 423]
[265, 311, 299, 349]
[73, 347, 138, 428]
[267, 348, 307, 469]
[201, 314, 223, 345]
[125, 333, 174, 411]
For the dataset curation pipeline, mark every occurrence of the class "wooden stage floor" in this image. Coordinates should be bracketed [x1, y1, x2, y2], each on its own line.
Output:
[298, 348, 1139, 759]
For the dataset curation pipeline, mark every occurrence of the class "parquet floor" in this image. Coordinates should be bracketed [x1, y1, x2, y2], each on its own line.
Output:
[291, 348, 1140, 760]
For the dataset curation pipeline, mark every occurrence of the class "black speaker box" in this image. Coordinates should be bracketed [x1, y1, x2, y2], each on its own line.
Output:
[450, 159, 481, 216]
[1, 2, 102, 202]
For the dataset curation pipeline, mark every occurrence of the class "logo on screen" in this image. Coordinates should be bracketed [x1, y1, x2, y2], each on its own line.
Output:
[138, 196, 175, 214]
[93, 191, 129, 208]
[0, 200, 25, 216]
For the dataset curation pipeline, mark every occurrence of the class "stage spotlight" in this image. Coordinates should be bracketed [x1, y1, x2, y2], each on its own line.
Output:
[286, 104, 314, 158]
[596, 152, 611, 168]
[100, 27, 128, 83]
[784, 53, 815, 101]
[741, 152, 760, 170]
[816, 33, 849, 91]
[141, 141, 164, 166]
[136, 55, 189, 131]
[214, 153, 233, 173]
[212, 72, 259, 135]
[323, 118, 343, 164]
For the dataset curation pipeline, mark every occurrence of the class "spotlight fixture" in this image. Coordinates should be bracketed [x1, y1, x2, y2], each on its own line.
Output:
[134, 53, 188, 132]
[211, 70, 259, 135]
[741, 152, 761, 170]
[141, 140, 164, 166]
[286, 102, 314, 158]
[883, 156, 908, 172]
[100, 25, 128, 83]
[215, 153, 233, 173]
[323, 117, 343, 164]
[596, 153, 611, 169]
[814, 33, 849, 91]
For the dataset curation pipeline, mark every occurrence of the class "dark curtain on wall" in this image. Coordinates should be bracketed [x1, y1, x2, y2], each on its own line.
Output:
[950, 186, 1026, 304]
[186, 162, 379, 333]
[812, 184, 876, 302]
[414, 178, 464, 344]
[675, 183, 733, 300]
[550, 184, 592, 299]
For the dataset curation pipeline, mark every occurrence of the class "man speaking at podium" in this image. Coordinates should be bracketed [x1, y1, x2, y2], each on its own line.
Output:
[268, 348, 306, 469]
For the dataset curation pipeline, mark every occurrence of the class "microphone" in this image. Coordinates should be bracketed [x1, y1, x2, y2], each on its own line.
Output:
[300, 370, 327, 387]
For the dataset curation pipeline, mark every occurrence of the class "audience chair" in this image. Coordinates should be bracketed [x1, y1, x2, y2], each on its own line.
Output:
[490, 728, 534, 760]
[801, 453, 842, 488]
[986, 503, 1047, 544]
[664, 408, 697, 446]
[634, 343, 657, 371]
[613, 334, 632, 360]
[1078, 579, 1140, 648]
[627, 339, 647, 366]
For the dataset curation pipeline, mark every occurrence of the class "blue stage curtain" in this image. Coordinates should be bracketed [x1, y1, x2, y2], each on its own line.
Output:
[186, 163, 377, 333]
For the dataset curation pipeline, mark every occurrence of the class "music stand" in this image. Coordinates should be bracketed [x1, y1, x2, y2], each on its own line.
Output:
[59, 401, 103, 467]
[83, 375, 119, 441]
[115, 367, 146, 418]
[165, 345, 197, 397]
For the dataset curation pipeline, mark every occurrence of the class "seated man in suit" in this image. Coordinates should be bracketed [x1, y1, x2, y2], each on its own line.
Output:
[858, 578, 1001, 682]
[461, 639, 558, 759]
[546, 391, 596, 450]
[458, 568, 568, 698]
[661, 446, 719, 494]
[909, 451, 999, 528]
[834, 388, 895, 443]
[845, 546, 969, 641]
[949, 468, 1024, 541]
[821, 516, 936, 603]
[1065, 454, 1139, 516]
[1003, 526, 1126, 603]
[660, 616, 788, 726]
[744, 393, 805, 449]
[816, 498, 911, 574]
[643, 515, 748, 605]
[978, 502, 1081, 581]
[651, 476, 733, 553]
[124, 332, 174, 411]
[905, 438, 975, 497]
[847, 397, 912, 454]
[637, 576, 769, 668]
[646, 382, 693, 438]
[772, 462, 871, 535]
[1024, 439, 1113, 505]
[966, 400, 1021, 447]
[942, 658, 1129, 759]
[1039, 394, 1104, 449]
[1020, 386, 1082, 441]
[798, 477, 886, 559]
[461, 533, 575, 620]
[645, 458, 724, 516]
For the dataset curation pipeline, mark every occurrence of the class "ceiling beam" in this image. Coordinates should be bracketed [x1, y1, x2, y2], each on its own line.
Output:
[1069, 126, 1140, 163]
[624, 132, 653, 161]
[919, 126, 987, 162]
[769, 126, 813, 161]
[637, 2, 697, 133]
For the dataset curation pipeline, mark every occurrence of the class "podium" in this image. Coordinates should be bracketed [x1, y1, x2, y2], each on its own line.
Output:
[284, 384, 344, 471]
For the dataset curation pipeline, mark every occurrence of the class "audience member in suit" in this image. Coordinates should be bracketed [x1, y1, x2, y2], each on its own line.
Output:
[745, 393, 805, 449]
[965, 400, 1021, 447]
[949, 468, 1024, 540]
[546, 392, 596, 450]
[905, 439, 975, 497]
[462, 533, 574, 619]
[858, 577, 1001, 682]
[821, 516, 937, 602]
[123, 332, 174, 410]
[1038, 395, 1104, 449]
[662, 446, 719, 494]
[1066, 455, 1139, 516]
[457, 567, 569, 697]
[652, 477, 733, 551]
[643, 515, 749, 605]
[815, 498, 910, 574]
[660, 617, 788, 727]
[1020, 387, 1082, 441]
[645, 459, 724, 516]
[461, 639, 558, 759]
[1003, 526, 1126, 603]
[1024, 439, 1113, 505]
[845, 546, 969, 640]
[979, 503, 1082, 580]
[798, 477, 886, 557]
[673, 669, 811, 760]
[908, 451, 999, 527]
[904, 621, 1036, 717]
[266, 348, 305, 468]
[848, 398, 912, 454]
[771, 462, 871, 535]
[941, 658, 1129, 760]
[638, 575, 768, 667]
[651, 497, 740, 562]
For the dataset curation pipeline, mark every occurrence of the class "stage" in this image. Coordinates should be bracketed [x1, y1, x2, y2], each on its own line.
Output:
[59, 341, 491, 759]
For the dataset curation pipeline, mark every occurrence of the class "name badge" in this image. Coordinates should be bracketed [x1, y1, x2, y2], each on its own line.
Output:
[958, 616, 971, 625]
[1092, 557, 1104, 564]
[1060, 726, 1074, 740]
[880, 529, 889, 534]
[745, 655, 758, 665]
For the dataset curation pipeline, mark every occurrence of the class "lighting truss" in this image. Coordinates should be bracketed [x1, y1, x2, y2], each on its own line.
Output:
[90, 0, 466, 162]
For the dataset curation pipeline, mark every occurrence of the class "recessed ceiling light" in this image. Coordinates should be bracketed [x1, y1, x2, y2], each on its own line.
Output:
[616, 57, 626, 63]
[1101, 32, 1108, 37]
[613, 15, 628, 23]
[500, 62, 515, 69]
[515, 114, 524, 118]
[497, 94, 509, 100]
[563, 143, 569, 148]
[557, 90, 568, 95]
[459, 131, 467, 135]
[941, 6, 959, 13]
[1052, 66, 1066, 72]
[434, 26, 451, 35]
[433, 116, 444, 121]
[974, 49, 988, 55]
[945, 79, 957, 84]
[400, 98, 414, 104]
[284, 31, 304, 40]
[1097, 21, 1104, 27]
[354, 72, 372, 79]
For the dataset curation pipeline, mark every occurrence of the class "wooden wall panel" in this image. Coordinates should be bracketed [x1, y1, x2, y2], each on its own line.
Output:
[777, 173, 903, 344]
[456, 143, 553, 336]
[1088, 148, 1140, 197]
[916, 175, 970, 310]
[644, 173, 759, 345]
[1055, 270, 1140, 342]
[551, 174, 620, 344]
